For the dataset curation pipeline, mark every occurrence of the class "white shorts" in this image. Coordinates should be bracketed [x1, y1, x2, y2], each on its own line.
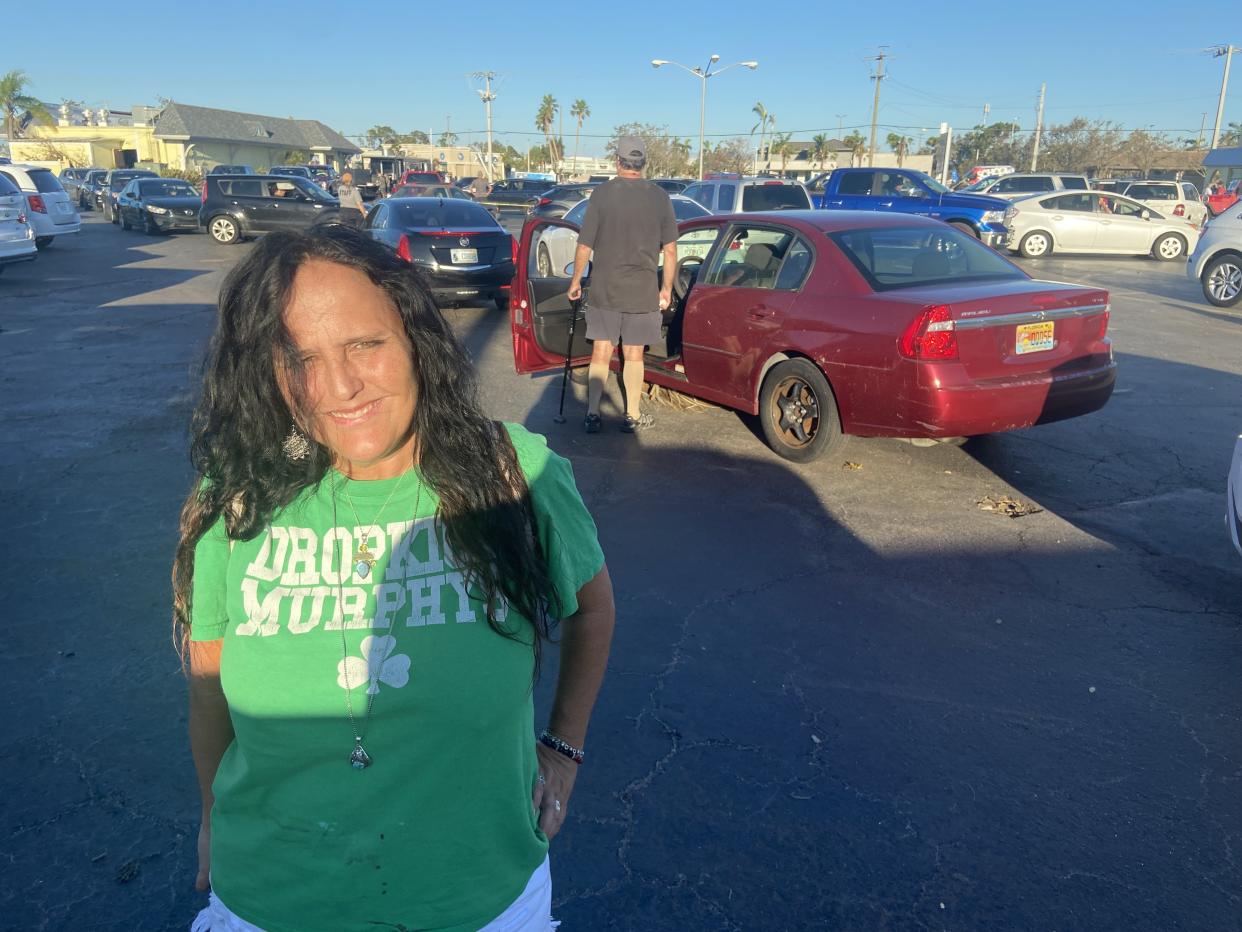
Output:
[191, 855, 557, 931]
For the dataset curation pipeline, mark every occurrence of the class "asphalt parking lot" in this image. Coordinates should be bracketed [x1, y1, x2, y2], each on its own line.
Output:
[2, 214, 1240, 931]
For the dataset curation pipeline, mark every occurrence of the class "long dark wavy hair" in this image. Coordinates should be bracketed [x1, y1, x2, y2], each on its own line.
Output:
[172, 225, 560, 671]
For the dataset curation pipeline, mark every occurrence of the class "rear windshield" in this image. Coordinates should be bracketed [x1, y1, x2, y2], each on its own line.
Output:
[110, 172, 155, 190]
[390, 201, 495, 228]
[139, 180, 198, 198]
[741, 184, 811, 211]
[0, 173, 19, 196]
[29, 170, 65, 194]
[218, 179, 263, 197]
[829, 226, 1024, 291]
[1060, 176, 1088, 190]
[406, 173, 440, 183]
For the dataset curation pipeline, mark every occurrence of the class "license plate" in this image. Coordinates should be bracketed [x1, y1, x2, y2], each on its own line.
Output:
[1016, 321, 1055, 355]
[58, 202, 73, 213]
[450, 248, 478, 264]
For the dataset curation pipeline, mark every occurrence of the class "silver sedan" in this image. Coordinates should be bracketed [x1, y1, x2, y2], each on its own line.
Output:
[1004, 190, 1201, 261]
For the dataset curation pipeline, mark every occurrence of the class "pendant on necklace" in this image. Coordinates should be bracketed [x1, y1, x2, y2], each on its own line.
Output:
[350, 741, 373, 770]
[354, 542, 376, 580]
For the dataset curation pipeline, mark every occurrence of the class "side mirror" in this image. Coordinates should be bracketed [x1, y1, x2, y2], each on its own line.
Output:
[1141, 209, 1151, 220]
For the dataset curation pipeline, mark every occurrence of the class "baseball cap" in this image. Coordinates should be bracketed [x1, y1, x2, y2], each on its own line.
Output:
[616, 135, 647, 160]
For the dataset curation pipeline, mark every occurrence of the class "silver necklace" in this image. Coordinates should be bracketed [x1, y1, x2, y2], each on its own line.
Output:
[340, 468, 408, 580]
[332, 468, 421, 770]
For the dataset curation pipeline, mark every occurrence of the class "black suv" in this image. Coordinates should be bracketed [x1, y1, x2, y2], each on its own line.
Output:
[480, 177, 557, 212]
[200, 174, 340, 244]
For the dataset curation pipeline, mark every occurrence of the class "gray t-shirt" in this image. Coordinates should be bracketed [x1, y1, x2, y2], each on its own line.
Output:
[577, 178, 678, 314]
[337, 183, 364, 212]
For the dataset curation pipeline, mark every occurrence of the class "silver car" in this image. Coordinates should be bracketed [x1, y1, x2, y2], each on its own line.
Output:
[1185, 198, 1242, 307]
[1004, 190, 1201, 261]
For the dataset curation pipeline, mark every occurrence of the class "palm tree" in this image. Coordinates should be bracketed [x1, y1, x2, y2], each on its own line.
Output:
[1220, 121, 1242, 147]
[811, 133, 830, 171]
[535, 95, 560, 168]
[772, 132, 793, 176]
[0, 70, 54, 142]
[751, 102, 775, 171]
[885, 132, 913, 167]
[843, 132, 866, 167]
[570, 99, 590, 171]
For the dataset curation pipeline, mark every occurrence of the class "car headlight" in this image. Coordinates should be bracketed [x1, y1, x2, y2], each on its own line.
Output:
[982, 210, 1005, 224]
[146, 204, 169, 214]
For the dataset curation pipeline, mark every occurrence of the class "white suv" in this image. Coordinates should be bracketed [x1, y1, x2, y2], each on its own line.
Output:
[1187, 199, 1242, 307]
[0, 170, 37, 274]
[1121, 180, 1208, 227]
[974, 173, 1091, 199]
[0, 163, 81, 248]
[680, 176, 811, 214]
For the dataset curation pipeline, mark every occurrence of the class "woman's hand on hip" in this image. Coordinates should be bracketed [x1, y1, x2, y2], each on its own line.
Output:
[532, 743, 578, 841]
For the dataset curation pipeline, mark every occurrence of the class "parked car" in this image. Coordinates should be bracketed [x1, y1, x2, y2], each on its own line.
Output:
[58, 168, 91, 202]
[0, 163, 82, 248]
[533, 194, 711, 278]
[1229, 434, 1242, 559]
[270, 166, 313, 180]
[973, 173, 1091, 200]
[681, 176, 811, 214]
[1120, 180, 1208, 226]
[514, 211, 1114, 459]
[1186, 198, 1242, 307]
[208, 164, 255, 175]
[365, 196, 515, 309]
[101, 169, 159, 222]
[199, 174, 340, 244]
[652, 178, 691, 195]
[78, 169, 109, 210]
[116, 177, 202, 234]
[811, 168, 1009, 245]
[390, 183, 475, 201]
[399, 170, 446, 186]
[1005, 190, 1200, 261]
[1091, 179, 1134, 194]
[480, 177, 557, 212]
[0, 170, 37, 274]
[527, 183, 599, 219]
[1206, 180, 1240, 217]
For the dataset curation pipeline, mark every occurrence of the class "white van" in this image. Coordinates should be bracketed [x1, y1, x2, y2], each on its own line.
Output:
[0, 163, 81, 248]
[0, 170, 37, 273]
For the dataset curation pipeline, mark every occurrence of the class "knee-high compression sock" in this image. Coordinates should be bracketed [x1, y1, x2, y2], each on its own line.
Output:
[622, 359, 645, 419]
[587, 360, 609, 414]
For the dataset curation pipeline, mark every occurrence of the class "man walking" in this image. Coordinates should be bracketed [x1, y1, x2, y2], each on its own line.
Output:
[469, 174, 493, 201]
[567, 135, 677, 433]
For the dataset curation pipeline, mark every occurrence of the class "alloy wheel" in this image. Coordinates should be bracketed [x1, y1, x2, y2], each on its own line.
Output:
[1208, 261, 1242, 303]
[1157, 236, 1184, 260]
[770, 376, 821, 448]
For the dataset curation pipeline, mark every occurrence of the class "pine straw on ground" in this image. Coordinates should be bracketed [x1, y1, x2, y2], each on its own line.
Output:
[642, 382, 719, 412]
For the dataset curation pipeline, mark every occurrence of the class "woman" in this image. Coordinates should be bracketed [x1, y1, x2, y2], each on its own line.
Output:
[335, 172, 367, 226]
[174, 225, 614, 931]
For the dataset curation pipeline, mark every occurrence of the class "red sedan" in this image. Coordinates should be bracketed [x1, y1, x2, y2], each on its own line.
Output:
[510, 211, 1115, 462]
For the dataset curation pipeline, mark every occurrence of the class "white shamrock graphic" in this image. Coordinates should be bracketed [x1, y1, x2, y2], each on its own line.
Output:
[336, 635, 410, 695]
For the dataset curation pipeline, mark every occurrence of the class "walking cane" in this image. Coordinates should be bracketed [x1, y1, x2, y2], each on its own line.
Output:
[552, 296, 582, 423]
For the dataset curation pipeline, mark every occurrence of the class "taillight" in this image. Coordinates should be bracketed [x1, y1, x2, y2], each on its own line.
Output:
[1095, 307, 1110, 341]
[28, 194, 46, 214]
[510, 235, 517, 265]
[899, 304, 958, 360]
[397, 233, 412, 262]
[537, 197, 552, 206]
[1173, 204, 1185, 216]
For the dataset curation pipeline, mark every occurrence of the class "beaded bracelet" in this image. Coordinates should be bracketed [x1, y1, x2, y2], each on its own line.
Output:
[539, 729, 585, 764]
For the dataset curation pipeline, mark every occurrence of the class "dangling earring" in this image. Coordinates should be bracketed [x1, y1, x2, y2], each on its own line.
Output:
[282, 425, 311, 461]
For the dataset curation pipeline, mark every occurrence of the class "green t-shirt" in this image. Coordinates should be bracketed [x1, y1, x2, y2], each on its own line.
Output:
[190, 424, 604, 932]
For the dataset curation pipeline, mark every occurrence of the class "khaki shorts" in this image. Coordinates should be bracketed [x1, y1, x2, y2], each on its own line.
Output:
[585, 306, 663, 347]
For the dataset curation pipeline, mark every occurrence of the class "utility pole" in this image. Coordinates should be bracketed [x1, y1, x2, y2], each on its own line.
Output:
[1198, 112, 1208, 148]
[1030, 83, 1046, 171]
[1209, 45, 1239, 149]
[982, 102, 990, 124]
[835, 113, 845, 138]
[866, 48, 887, 167]
[472, 71, 497, 181]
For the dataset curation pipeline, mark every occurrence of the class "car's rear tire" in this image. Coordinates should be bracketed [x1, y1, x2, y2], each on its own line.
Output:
[1202, 254, 1242, 307]
[34, 236, 53, 249]
[949, 221, 977, 238]
[1152, 233, 1186, 262]
[758, 358, 844, 463]
[208, 215, 241, 245]
[536, 242, 552, 278]
[1019, 231, 1052, 258]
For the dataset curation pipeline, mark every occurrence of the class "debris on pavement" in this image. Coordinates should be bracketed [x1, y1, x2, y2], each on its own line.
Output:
[843, 461, 863, 471]
[977, 494, 1043, 518]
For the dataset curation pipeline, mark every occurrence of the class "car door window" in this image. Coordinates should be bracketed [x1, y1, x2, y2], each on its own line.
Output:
[370, 204, 387, 229]
[704, 227, 793, 289]
[1042, 193, 1094, 212]
[1060, 177, 1088, 190]
[774, 238, 813, 290]
[1099, 196, 1146, 218]
[837, 172, 875, 195]
[1181, 182, 1200, 200]
[715, 184, 736, 211]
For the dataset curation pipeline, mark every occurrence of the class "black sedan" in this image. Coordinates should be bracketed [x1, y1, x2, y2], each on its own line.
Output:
[527, 182, 599, 220]
[117, 178, 202, 234]
[365, 197, 515, 309]
[79, 169, 109, 210]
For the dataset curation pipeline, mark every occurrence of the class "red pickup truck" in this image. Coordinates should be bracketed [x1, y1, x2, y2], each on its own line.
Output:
[1207, 181, 1239, 217]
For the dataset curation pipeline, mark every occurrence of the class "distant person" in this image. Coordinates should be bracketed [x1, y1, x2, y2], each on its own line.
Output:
[567, 135, 677, 434]
[336, 172, 366, 227]
[470, 175, 493, 200]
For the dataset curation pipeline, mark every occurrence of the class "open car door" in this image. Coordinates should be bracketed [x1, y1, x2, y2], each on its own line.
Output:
[510, 217, 592, 374]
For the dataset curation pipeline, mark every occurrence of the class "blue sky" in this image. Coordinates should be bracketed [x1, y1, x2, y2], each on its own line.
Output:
[11, 0, 1242, 154]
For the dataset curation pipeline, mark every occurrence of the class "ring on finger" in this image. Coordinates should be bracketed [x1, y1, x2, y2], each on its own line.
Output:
[554, 799, 561, 813]
[537, 774, 546, 785]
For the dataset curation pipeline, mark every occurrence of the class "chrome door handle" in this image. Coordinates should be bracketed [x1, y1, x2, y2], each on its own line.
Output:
[878, 201, 893, 208]
[827, 199, 844, 207]
[1051, 215, 1063, 220]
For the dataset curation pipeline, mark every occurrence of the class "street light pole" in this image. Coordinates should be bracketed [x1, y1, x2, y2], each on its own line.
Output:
[1209, 44, 1239, 150]
[652, 55, 758, 180]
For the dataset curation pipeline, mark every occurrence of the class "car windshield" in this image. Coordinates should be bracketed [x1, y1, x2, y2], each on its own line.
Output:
[292, 179, 333, 201]
[139, 180, 197, 197]
[741, 184, 811, 211]
[830, 225, 1024, 291]
[908, 172, 949, 194]
[391, 200, 495, 228]
[962, 177, 996, 191]
[29, 170, 66, 194]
